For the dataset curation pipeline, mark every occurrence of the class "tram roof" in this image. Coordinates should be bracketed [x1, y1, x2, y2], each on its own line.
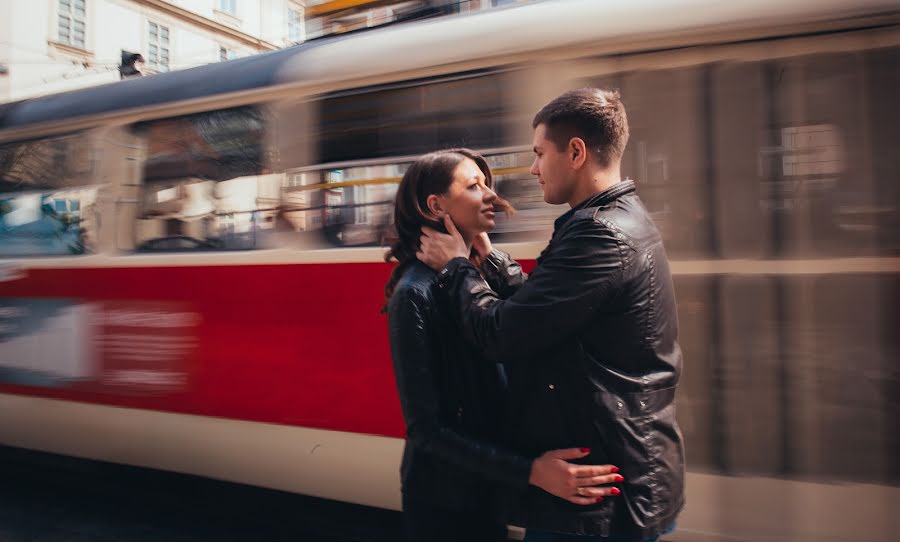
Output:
[0, 39, 327, 132]
[281, 0, 900, 84]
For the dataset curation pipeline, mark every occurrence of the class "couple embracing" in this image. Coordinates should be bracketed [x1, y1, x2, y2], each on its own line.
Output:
[385, 88, 685, 542]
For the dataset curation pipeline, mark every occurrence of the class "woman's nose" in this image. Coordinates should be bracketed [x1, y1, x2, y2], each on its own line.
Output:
[484, 187, 498, 202]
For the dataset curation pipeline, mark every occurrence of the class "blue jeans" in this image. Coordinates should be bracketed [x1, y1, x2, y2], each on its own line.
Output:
[523, 523, 675, 542]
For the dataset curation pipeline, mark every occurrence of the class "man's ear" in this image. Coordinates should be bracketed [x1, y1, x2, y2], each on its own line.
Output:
[426, 194, 446, 219]
[569, 137, 588, 169]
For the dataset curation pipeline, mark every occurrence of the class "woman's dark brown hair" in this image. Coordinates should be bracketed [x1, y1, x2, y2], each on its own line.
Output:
[382, 148, 513, 308]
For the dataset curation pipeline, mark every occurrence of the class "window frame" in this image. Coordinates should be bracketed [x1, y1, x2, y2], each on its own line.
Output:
[287, 4, 304, 43]
[57, 0, 87, 49]
[146, 21, 171, 73]
[217, 0, 237, 16]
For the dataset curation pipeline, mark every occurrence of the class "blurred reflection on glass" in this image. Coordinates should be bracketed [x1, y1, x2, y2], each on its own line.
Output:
[0, 134, 99, 256]
[315, 70, 522, 163]
[130, 107, 268, 251]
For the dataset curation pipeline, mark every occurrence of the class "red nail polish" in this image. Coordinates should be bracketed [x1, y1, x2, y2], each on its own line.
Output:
[611, 487, 621, 496]
[595, 497, 604, 503]
[580, 447, 591, 453]
[614, 475, 624, 482]
[610, 466, 619, 473]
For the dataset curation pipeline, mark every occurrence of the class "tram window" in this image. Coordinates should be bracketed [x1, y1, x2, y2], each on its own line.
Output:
[285, 164, 402, 248]
[299, 150, 552, 248]
[316, 71, 520, 163]
[129, 107, 274, 252]
[866, 47, 900, 254]
[714, 48, 900, 258]
[717, 276, 783, 475]
[710, 62, 769, 258]
[777, 274, 897, 483]
[671, 276, 718, 473]
[616, 67, 714, 259]
[0, 133, 99, 256]
[706, 273, 898, 484]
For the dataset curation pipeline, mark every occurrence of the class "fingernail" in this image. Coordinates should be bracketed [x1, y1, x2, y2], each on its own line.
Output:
[614, 475, 624, 482]
[595, 497, 604, 503]
[580, 447, 591, 453]
[610, 466, 619, 473]
[611, 487, 621, 496]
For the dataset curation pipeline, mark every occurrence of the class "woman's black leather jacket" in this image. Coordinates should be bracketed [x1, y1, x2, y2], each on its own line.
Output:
[386, 258, 532, 511]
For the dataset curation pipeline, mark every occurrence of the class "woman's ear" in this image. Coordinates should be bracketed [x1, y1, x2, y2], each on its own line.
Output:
[426, 194, 446, 219]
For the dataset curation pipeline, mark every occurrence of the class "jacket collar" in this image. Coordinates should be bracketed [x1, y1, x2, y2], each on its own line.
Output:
[553, 179, 636, 231]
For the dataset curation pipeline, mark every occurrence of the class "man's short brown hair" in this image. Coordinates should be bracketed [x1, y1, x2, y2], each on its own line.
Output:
[532, 88, 629, 168]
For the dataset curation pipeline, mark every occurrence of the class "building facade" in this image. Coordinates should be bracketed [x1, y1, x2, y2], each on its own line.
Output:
[0, 0, 306, 102]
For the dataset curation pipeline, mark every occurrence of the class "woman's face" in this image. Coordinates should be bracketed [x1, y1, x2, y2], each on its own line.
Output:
[434, 158, 498, 239]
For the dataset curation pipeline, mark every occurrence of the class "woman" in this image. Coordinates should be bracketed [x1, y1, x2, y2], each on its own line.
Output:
[385, 149, 623, 542]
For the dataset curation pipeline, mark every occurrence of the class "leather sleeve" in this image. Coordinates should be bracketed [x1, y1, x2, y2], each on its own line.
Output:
[387, 286, 533, 489]
[481, 249, 527, 299]
[439, 218, 626, 362]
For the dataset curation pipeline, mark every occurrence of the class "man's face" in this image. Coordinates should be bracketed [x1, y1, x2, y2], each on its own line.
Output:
[530, 124, 575, 206]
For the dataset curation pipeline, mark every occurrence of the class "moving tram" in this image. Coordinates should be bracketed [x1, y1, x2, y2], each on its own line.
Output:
[1, 1, 898, 540]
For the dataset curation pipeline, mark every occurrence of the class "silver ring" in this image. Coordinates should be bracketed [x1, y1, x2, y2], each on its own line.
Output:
[576, 487, 584, 496]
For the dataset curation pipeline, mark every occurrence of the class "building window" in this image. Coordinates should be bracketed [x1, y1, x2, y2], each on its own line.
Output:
[58, 0, 87, 49]
[218, 0, 237, 15]
[219, 47, 238, 62]
[147, 22, 170, 72]
[287, 6, 303, 42]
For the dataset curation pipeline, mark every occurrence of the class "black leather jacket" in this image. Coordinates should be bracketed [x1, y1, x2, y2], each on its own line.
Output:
[386, 260, 533, 512]
[438, 180, 685, 539]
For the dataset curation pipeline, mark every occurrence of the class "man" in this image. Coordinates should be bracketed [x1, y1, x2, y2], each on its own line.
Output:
[417, 88, 684, 541]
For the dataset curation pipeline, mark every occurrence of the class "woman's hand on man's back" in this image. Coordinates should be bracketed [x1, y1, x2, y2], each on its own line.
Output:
[528, 448, 624, 505]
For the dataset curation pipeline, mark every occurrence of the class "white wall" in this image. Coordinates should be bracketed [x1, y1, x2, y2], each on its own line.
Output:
[2, 0, 118, 101]
[171, 0, 268, 37]
[0, 1, 12, 101]
[261, 0, 304, 46]
[1, 0, 298, 103]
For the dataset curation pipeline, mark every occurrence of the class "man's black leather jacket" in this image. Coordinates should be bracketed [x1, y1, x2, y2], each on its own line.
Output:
[437, 180, 685, 539]
[387, 260, 533, 512]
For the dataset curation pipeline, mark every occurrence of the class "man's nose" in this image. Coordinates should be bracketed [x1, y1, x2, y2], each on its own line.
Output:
[529, 159, 539, 176]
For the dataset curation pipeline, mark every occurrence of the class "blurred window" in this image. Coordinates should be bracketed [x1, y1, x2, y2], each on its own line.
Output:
[0, 132, 99, 256]
[578, 47, 900, 259]
[129, 107, 276, 252]
[713, 49, 899, 258]
[312, 164, 402, 247]
[218, 0, 237, 15]
[284, 149, 538, 248]
[316, 70, 520, 163]
[586, 68, 714, 259]
[58, 0, 87, 49]
[147, 22, 170, 73]
[287, 5, 304, 42]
